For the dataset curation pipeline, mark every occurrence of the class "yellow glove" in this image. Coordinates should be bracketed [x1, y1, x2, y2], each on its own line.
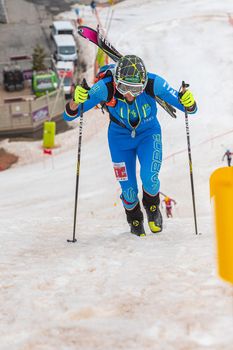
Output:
[74, 85, 89, 104]
[179, 90, 195, 108]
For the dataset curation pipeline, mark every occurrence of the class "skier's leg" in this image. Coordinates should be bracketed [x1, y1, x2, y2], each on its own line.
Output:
[137, 131, 163, 232]
[108, 128, 145, 236]
[124, 202, 145, 236]
[113, 150, 145, 236]
[138, 132, 162, 196]
[142, 190, 163, 232]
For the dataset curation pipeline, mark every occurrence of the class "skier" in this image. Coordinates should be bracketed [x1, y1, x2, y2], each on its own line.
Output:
[64, 55, 197, 236]
[222, 149, 232, 167]
[162, 196, 177, 218]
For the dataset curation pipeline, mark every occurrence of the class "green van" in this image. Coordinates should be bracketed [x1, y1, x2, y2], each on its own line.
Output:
[32, 70, 58, 97]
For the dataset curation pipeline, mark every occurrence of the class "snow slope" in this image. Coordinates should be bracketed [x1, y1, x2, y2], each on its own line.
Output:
[0, 0, 233, 349]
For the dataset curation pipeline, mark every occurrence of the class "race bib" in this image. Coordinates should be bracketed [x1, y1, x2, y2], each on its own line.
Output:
[113, 162, 128, 181]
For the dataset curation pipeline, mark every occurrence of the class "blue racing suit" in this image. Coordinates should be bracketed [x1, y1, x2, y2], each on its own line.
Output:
[64, 72, 196, 210]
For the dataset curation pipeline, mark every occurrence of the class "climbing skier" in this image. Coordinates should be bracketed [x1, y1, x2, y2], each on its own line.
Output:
[64, 55, 197, 236]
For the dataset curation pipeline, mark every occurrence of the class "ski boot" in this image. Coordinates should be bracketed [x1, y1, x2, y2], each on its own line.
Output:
[125, 203, 146, 237]
[143, 191, 163, 233]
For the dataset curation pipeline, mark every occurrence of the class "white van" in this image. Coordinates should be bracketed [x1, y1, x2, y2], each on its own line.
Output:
[53, 35, 78, 64]
[50, 21, 74, 40]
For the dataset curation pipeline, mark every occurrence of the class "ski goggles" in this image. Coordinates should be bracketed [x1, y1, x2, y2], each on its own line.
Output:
[115, 80, 146, 97]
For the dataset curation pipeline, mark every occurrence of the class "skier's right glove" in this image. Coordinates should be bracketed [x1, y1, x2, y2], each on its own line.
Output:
[73, 85, 89, 104]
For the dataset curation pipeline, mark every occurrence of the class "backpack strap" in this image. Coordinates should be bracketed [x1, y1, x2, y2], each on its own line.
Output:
[145, 77, 155, 98]
[109, 114, 127, 128]
[105, 79, 116, 106]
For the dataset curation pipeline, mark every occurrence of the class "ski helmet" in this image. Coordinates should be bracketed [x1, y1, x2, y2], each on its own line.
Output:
[114, 55, 148, 96]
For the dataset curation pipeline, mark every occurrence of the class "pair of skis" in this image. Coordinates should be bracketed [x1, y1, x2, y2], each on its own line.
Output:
[78, 25, 177, 119]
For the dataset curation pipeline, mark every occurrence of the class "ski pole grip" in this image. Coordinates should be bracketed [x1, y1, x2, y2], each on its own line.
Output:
[182, 80, 189, 91]
[80, 78, 91, 102]
[81, 78, 90, 90]
[179, 81, 190, 98]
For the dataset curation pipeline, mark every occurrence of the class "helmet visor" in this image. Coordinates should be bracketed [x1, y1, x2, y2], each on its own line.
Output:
[116, 80, 145, 96]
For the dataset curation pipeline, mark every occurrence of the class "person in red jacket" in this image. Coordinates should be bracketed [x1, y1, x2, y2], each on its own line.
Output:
[162, 196, 177, 218]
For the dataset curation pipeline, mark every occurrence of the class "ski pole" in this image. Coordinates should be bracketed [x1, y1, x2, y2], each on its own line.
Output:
[106, 9, 114, 36]
[180, 81, 199, 235]
[67, 79, 88, 243]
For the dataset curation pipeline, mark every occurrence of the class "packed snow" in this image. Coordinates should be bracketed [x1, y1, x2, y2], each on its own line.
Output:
[0, 0, 233, 349]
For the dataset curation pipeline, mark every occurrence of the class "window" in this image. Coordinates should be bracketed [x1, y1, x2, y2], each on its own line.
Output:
[59, 46, 75, 55]
[63, 77, 72, 86]
[57, 29, 73, 35]
[36, 77, 53, 90]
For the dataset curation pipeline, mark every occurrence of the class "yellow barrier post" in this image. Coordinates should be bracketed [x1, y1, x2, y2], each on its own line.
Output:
[210, 167, 233, 284]
[43, 121, 56, 149]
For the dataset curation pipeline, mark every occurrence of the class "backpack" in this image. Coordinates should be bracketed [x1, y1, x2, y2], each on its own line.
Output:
[94, 64, 117, 107]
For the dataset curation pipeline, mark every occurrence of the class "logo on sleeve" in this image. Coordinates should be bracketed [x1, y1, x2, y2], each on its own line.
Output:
[163, 81, 177, 97]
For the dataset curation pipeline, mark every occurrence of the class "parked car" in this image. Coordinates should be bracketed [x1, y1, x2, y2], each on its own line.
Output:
[50, 21, 74, 41]
[32, 70, 58, 97]
[53, 34, 78, 65]
[55, 61, 75, 99]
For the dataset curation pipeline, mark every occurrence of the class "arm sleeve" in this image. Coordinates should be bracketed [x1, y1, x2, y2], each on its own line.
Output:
[63, 79, 109, 121]
[151, 73, 197, 114]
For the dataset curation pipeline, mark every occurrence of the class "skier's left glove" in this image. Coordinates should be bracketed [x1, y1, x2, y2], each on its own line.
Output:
[73, 86, 89, 104]
[179, 90, 197, 113]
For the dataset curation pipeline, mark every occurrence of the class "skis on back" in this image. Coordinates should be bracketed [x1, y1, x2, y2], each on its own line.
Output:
[77, 25, 177, 118]
[96, 26, 123, 62]
[154, 96, 177, 118]
[78, 25, 122, 62]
